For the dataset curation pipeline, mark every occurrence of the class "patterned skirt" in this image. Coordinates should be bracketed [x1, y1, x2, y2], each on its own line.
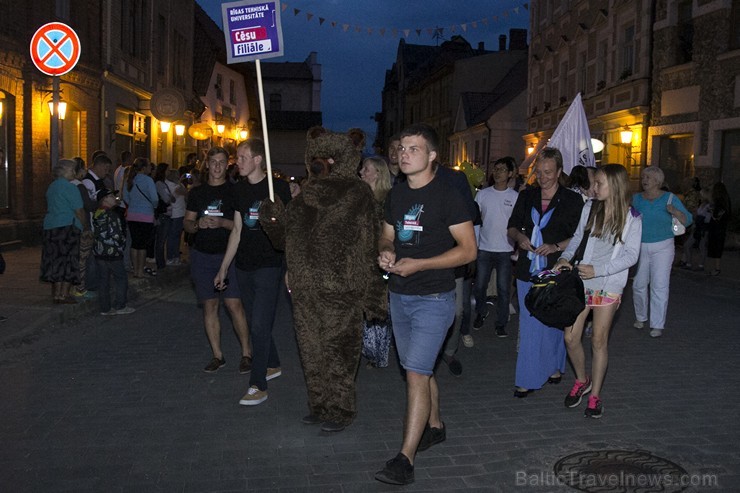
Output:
[585, 288, 621, 307]
[40, 225, 81, 284]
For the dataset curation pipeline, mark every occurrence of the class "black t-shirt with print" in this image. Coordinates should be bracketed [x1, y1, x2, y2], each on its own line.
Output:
[384, 175, 472, 295]
[186, 182, 234, 254]
[229, 177, 291, 271]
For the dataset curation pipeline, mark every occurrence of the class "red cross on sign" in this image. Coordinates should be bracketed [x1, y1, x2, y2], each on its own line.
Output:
[30, 22, 81, 76]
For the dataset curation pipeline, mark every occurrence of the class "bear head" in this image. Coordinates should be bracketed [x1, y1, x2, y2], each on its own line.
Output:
[304, 127, 365, 179]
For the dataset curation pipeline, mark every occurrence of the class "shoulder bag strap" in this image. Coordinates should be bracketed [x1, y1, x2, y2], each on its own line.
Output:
[572, 201, 597, 264]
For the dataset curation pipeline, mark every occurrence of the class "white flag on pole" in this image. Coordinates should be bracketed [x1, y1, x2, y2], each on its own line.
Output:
[547, 93, 595, 175]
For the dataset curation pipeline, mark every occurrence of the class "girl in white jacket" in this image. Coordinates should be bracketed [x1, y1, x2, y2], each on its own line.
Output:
[554, 164, 642, 418]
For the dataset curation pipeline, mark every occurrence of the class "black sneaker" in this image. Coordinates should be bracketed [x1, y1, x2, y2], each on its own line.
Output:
[320, 420, 346, 432]
[301, 414, 322, 425]
[495, 326, 508, 338]
[444, 356, 462, 376]
[564, 377, 592, 408]
[375, 453, 414, 485]
[203, 357, 225, 373]
[473, 312, 488, 330]
[417, 422, 446, 451]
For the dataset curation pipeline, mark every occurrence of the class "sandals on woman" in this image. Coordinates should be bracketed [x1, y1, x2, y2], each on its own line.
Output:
[710, 269, 721, 276]
[144, 267, 157, 277]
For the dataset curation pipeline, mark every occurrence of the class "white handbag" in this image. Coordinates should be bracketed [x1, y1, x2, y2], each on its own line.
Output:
[667, 194, 686, 236]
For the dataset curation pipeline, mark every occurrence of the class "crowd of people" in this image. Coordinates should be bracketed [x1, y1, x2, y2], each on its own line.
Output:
[38, 126, 733, 486]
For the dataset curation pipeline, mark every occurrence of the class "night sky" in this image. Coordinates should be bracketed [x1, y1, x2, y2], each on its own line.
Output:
[198, 0, 529, 149]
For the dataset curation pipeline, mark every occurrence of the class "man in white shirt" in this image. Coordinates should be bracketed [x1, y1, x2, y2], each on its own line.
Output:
[472, 157, 519, 337]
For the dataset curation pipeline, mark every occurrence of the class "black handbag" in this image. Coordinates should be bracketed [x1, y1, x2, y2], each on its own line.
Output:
[524, 203, 594, 329]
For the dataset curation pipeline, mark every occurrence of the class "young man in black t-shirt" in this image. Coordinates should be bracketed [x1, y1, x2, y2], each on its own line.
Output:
[215, 139, 291, 406]
[184, 146, 251, 375]
[375, 124, 477, 485]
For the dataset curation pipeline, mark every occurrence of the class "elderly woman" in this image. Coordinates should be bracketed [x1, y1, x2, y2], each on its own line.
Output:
[507, 147, 584, 397]
[632, 166, 692, 338]
[41, 159, 88, 304]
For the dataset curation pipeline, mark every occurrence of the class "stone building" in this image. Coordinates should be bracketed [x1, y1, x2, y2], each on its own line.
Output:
[524, 0, 653, 182]
[650, 0, 740, 197]
[378, 31, 527, 164]
[0, 0, 197, 245]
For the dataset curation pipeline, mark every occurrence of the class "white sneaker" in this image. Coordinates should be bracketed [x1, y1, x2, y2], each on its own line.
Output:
[462, 334, 474, 348]
[633, 320, 645, 329]
[115, 307, 136, 315]
[100, 310, 116, 316]
[650, 329, 663, 338]
[266, 367, 282, 381]
[239, 385, 267, 406]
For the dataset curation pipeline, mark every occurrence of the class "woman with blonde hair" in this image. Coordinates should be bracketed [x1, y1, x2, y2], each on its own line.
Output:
[359, 156, 392, 203]
[554, 164, 642, 418]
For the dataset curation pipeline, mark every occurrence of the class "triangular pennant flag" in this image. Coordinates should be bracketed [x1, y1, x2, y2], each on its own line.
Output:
[379, 28, 385, 36]
[403, 29, 410, 37]
[415, 29, 421, 37]
[482, 18, 489, 25]
[514, 7, 520, 14]
[331, 21, 337, 28]
[503, 11, 509, 18]
[281, 3, 287, 12]
[355, 26, 361, 32]
[392, 28, 398, 37]
[524, 3, 529, 10]
[319, 17, 325, 25]
[471, 21, 478, 28]
[306, 13, 313, 22]
[342, 24, 350, 32]
[293, 8, 300, 16]
[367, 27, 373, 35]
[461, 23, 467, 31]
[493, 15, 498, 22]
[450, 24, 457, 33]
[426, 28, 434, 36]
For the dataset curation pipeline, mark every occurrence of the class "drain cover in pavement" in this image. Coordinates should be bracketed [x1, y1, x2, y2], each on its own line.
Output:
[553, 449, 689, 492]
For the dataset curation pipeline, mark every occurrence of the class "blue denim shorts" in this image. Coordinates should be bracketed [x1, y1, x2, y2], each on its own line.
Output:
[390, 289, 455, 375]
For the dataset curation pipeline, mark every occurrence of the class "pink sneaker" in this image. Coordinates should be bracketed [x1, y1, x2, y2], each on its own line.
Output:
[564, 377, 592, 408]
[584, 395, 603, 418]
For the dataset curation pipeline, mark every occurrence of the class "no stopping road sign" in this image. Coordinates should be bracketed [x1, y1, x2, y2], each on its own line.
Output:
[30, 22, 81, 76]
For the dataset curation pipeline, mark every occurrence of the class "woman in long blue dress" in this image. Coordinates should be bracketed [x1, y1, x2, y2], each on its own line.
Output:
[506, 148, 584, 397]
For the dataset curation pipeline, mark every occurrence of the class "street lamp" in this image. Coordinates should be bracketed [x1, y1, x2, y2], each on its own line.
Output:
[175, 124, 186, 136]
[160, 121, 171, 133]
[239, 127, 248, 140]
[0, 100, 3, 120]
[48, 100, 67, 120]
[620, 126, 633, 145]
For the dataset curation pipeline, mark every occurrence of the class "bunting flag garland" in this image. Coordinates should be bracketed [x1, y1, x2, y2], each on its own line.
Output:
[276, 2, 529, 40]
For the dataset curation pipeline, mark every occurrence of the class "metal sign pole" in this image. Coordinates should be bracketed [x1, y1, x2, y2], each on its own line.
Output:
[50, 76, 60, 168]
[255, 59, 274, 202]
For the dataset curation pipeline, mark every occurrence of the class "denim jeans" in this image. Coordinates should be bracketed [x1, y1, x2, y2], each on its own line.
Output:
[442, 276, 472, 357]
[236, 266, 283, 390]
[96, 258, 128, 312]
[390, 289, 455, 375]
[474, 250, 513, 328]
[155, 215, 171, 268]
[167, 216, 184, 261]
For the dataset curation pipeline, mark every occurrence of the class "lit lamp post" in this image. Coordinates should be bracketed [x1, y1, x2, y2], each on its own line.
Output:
[620, 126, 634, 168]
[48, 98, 67, 158]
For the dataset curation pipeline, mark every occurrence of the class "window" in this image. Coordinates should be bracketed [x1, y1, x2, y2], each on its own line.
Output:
[121, 0, 148, 60]
[559, 61, 569, 100]
[544, 69, 552, 107]
[269, 93, 282, 111]
[596, 40, 608, 85]
[578, 51, 587, 93]
[173, 31, 187, 89]
[730, 0, 740, 50]
[229, 80, 236, 105]
[157, 15, 167, 76]
[216, 74, 223, 101]
[55, 0, 70, 19]
[621, 24, 635, 78]
[677, 0, 693, 64]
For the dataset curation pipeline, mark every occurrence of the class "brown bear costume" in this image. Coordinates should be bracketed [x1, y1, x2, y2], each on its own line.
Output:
[260, 127, 387, 428]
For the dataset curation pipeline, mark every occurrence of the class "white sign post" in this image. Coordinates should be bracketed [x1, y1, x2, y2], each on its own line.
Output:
[222, 0, 284, 201]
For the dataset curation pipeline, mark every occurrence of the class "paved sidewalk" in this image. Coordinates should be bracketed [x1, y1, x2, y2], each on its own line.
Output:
[1, 245, 739, 491]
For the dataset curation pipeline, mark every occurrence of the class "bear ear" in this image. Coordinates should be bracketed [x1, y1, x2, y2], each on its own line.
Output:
[347, 128, 366, 150]
[307, 126, 327, 140]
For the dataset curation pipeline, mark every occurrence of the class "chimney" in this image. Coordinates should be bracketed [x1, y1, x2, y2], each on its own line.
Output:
[478, 41, 485, 51]
[499, 35, 507, 51]
[509, 28, 528, 50]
